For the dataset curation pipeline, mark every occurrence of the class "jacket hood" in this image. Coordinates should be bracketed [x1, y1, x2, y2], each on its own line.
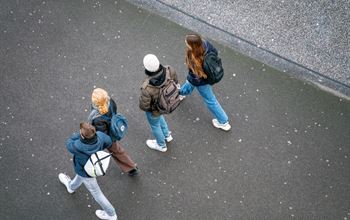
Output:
[75, 134, 104, 155]
[148, 66, 166, 87]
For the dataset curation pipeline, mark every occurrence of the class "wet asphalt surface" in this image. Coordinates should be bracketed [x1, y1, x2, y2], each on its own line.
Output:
[0, 0, 349, 219]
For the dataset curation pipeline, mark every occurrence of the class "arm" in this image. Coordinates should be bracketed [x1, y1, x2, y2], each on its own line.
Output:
[168, 66, 178, 84]
[88, 109, 99, 123]
[139, 88, 152, 112]
[65, 132, 80, 154]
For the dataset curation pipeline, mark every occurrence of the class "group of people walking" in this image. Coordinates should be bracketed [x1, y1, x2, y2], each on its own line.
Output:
[58, 34, 231, 220]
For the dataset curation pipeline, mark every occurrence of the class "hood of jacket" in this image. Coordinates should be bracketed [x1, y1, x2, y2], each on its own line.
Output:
[147, 65, 167, 87]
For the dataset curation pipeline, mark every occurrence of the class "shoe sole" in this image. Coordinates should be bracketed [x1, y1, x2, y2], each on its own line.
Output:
[147, 145, 167, 152]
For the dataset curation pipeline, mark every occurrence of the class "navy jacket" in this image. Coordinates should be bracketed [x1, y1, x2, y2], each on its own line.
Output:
[66, 131, 112, 177]
[187, 40, 218, 86]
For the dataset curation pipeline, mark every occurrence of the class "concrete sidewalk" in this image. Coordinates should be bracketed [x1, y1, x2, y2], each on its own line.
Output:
[127, 0, 350, 98]
[0, 0, 349, 219]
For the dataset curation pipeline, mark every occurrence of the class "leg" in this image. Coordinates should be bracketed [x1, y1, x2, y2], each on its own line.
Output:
[69, 174, 84, 191]
[197, 84, 229, 124]
[159, 115, 170, 138]
[107, 141, 137, 173]
[180, 80, 195, 96]
[145, 111, 166, 146]
[82, 177, 116, 217]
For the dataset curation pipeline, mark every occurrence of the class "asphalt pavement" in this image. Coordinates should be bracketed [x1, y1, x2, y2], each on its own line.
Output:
[0, 0, 349, 219]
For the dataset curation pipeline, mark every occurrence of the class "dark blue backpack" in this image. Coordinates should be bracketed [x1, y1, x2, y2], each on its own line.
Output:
[203, 51, 224, 85]
[109, 113, 128, 141]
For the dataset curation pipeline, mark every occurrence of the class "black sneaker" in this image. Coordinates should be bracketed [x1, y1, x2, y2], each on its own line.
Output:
[127, 167, 139, 176]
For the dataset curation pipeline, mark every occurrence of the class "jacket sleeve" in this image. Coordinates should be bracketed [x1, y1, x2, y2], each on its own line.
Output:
[65, 132, 80, 154]
[139, 88, 152, 112]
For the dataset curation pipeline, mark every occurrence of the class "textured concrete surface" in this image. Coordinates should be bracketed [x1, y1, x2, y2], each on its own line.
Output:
[127, 0, 350, 98]
[0, 0, 350, 220]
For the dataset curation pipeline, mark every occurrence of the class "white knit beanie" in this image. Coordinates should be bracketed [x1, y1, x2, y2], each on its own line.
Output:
[143, 54, 160, 72]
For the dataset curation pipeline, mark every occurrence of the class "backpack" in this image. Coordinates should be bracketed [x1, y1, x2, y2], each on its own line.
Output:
[94, 109, 128, 141]
[84, 151, 111, 177]
[203, 51, 224, 85]
[109, 113, 128, 141]
[157, 69, 181, 114]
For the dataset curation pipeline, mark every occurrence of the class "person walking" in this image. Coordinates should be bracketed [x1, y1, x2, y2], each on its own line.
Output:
[58, 122, 118, 220]
[139, 54, 179, 152]
[180, 34, 231, 131]
[88, 88, 139, 176]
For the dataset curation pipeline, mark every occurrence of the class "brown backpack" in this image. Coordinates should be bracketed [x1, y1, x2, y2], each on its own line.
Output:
[156, 68, 181, 114]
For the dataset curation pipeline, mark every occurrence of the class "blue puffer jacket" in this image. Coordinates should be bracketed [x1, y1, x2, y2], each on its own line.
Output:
[186, 40, 218, 86]
[66, 131, 112, 177]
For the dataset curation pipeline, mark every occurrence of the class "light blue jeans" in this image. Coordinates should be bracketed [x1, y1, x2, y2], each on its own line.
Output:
[145, 111, 170, 147]
[180, 80, 228, 124]
[69, 175, 116, 216]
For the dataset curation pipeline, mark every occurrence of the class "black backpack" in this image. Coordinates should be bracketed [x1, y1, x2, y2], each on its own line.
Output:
[203, 51, 224, 85]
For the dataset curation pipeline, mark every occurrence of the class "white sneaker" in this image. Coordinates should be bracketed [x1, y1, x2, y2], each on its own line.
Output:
[58, 173, 74, 193]
[146, 139, 167, 152]
[165, 132, 173, 142]
[95, 210, 117, 220]
[212, 119, 231, 131]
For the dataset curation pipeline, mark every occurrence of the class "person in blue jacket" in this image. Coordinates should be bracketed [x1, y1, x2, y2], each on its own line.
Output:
[58, 122, 117, 220]
[180, 34, 231, 131]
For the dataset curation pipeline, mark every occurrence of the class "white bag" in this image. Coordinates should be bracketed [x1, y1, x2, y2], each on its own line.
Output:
[84, 151, 111, 177]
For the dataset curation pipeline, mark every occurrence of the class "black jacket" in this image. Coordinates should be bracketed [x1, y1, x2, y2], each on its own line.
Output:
[91, 99, 117, 135]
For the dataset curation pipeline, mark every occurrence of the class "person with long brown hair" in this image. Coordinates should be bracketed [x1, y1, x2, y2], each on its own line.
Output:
[180, 34, 231, 131]
[88, 88, 139, 176]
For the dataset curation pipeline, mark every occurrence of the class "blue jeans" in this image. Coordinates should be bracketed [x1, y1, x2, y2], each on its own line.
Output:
[145, 111, 170, 146]
[69, 175, 116, 216]
[180, 80, 228, 124]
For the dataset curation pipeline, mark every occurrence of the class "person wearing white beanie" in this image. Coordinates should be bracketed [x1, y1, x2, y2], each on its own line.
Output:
[139, 54, 179, 152]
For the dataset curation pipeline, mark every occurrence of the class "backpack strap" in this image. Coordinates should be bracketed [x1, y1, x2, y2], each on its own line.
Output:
[163, 66, 171, 83]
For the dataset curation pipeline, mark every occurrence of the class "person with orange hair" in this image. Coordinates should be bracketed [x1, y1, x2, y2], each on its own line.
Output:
[88, 88, 139, 176]
[180, 34, 231, 131]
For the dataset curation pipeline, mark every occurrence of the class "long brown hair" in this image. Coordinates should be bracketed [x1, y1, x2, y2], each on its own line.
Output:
[185, 34, 207, 78]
